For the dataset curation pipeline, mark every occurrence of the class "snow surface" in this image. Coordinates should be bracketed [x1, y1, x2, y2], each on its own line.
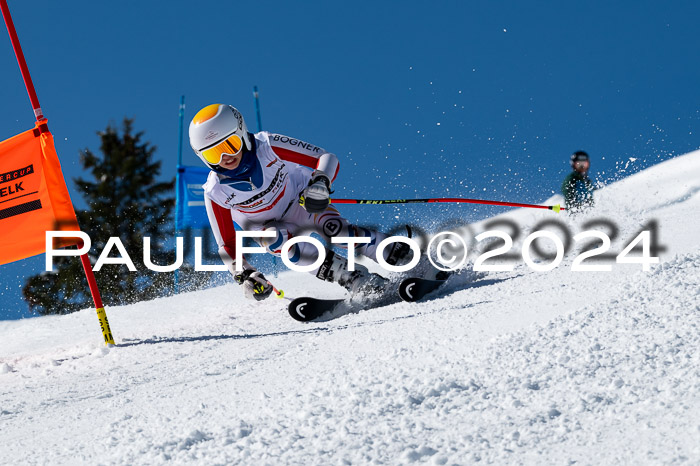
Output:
[1, 151, 699, 465]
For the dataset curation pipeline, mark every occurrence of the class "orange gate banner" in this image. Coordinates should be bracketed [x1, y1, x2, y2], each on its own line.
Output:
[0, 120, 80, 265]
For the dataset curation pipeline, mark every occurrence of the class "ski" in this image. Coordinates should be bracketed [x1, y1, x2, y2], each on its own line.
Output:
[398, 272, 450, 302]
[288, 270, 396, 322]
[288, 272, 449, 321]
[288, 297, 346, 322]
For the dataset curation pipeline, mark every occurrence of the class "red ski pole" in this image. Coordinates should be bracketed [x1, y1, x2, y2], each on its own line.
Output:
[330, 197, 564, 212]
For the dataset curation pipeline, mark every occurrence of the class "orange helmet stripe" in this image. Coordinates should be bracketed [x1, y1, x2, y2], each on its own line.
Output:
[192, 104, 222, 125]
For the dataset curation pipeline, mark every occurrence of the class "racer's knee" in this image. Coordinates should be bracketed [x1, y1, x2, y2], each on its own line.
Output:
[258, 226, 291, 257]
[315, 208, 347, 239]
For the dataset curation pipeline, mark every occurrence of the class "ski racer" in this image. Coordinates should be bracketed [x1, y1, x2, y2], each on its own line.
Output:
[562, 150, 595, 212]
[189, 104, 411, 301]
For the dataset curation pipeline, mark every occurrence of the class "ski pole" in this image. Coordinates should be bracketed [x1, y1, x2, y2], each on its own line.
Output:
[267, 281, 286, 299]
[330, 197, 564, 212]
[238, 272, 287, 299]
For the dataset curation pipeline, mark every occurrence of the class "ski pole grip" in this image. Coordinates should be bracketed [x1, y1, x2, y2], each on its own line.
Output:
[267, 281, 284, 299]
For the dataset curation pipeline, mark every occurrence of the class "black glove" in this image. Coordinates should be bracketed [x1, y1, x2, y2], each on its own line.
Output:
[300, 170, 331, 214]
[234, 269, 273, 301]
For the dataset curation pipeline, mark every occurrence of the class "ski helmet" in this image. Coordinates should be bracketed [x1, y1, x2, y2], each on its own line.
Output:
[189, 104, 253, 169]
[570, 150, 590, 168]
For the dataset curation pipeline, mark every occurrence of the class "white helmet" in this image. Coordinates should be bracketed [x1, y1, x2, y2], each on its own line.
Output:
[189, 104, 253, 169]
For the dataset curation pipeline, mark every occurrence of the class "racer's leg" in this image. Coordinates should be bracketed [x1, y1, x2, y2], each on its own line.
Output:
[277, 204, 413, 292]
[305, 204, 411, 266]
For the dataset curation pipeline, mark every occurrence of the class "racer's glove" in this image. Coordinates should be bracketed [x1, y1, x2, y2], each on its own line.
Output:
[300, 170, 331, 214]
[234, 269, 273, 301]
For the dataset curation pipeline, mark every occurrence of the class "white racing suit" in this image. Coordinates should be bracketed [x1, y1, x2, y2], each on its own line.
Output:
[203, 131, 391, 280]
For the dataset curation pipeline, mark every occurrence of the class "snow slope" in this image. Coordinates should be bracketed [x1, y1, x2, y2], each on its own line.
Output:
[1, 151, 699, 465]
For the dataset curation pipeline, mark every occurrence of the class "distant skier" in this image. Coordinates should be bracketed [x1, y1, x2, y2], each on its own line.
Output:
[189, 104, 410, 301]
[562, 150, 595, 212]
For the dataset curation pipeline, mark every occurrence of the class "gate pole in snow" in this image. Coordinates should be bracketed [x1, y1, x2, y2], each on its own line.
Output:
[2, 0, 115, 344]
[80, 251, 114, 344]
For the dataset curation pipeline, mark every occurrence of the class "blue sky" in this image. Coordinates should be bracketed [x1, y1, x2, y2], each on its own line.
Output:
[1, 0, 698, 319]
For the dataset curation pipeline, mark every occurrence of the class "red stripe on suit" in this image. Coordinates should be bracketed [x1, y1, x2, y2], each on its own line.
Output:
[211, 200, 237, 260]
[271, 146, 340, 182]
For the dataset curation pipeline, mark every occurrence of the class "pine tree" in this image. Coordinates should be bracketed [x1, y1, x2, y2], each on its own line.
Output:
[23, 118, 176, 315]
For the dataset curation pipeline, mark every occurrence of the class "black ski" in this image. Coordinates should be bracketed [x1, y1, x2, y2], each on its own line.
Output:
[288, 272, 448, 321]
[288, 297, 346, 322]
[398, 272, 450, 302]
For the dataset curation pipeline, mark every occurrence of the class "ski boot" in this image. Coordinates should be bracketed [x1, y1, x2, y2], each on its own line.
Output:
[384, 240, 413, 267]
[316, 251, 388, 295]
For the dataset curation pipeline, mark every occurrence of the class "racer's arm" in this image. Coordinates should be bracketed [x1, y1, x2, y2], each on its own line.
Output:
[268, 133, 339, 213]
[268, 133, 339, 182]
[204, 196, 272, 300]
[204, 195, 249, 274]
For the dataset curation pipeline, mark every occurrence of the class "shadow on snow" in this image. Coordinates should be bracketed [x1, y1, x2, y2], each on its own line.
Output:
[118, 275, 512, 347]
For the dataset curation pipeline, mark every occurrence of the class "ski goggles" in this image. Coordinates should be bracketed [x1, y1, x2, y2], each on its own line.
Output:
[198, 133, 243, 165]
